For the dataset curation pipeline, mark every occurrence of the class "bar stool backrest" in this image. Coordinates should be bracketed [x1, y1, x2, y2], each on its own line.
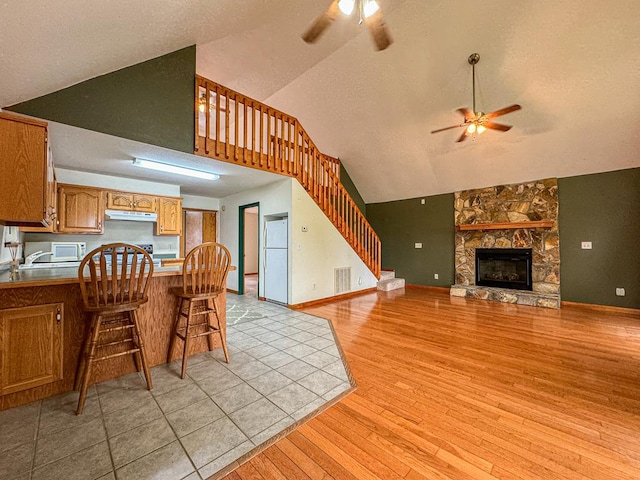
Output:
[182, 242, 231, 296]
[78, 243, 154, 309]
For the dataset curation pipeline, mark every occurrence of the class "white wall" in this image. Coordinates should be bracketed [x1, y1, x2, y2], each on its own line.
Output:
[290, 181, 377, 304]
[182, 194, 220, 210]
[219, 177, 377, 304]
[220, 178, 292, 295]
[56, 168, 181, 196]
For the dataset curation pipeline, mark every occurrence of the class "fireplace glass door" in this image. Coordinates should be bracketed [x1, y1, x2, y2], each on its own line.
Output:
[475, 248, 533, 291]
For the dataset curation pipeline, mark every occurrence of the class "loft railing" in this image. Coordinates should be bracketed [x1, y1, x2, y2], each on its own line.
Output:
[194, 75, 381, 279]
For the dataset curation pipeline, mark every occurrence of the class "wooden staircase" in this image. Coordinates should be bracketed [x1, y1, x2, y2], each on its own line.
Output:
[193, 76, 381, 279]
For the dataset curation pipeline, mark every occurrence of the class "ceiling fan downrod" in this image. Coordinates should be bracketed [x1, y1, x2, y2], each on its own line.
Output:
[468, 53, 480, 115]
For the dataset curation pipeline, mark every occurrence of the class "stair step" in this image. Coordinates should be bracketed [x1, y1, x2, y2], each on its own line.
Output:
[377, 278, 405, 292]
[379, 270, 396, 281]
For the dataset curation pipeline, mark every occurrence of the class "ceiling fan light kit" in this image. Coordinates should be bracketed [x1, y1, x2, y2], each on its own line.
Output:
[431, 53, 522, 143]
[302, 0, 392, 51]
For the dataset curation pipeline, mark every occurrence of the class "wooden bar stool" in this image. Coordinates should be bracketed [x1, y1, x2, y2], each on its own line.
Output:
[167, 242, 231, 379]
[75, 243, 154, 414]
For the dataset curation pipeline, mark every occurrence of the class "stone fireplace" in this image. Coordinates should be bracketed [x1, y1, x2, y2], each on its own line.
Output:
[450, 178, 561, 308]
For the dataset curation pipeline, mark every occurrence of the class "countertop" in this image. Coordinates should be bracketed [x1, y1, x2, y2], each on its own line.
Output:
[0, 265, 183, 290]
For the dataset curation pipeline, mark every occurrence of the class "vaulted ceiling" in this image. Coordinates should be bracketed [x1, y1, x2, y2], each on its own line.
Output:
[1, 0, 639, 203]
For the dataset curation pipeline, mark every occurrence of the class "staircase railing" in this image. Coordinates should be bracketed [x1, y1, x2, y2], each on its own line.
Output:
[194, 75, 380, 279]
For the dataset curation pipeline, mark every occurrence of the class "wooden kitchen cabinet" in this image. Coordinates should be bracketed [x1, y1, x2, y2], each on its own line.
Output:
[0, 303, 64, 396]
[106, 191, 156, 212]
[57, 184, 104, 234]
[0, 112, 56, 227]
[157, 197, 182, 235]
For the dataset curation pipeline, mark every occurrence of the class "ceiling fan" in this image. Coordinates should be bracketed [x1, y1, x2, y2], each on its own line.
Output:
[431, 53, 522, 142]
[302, 0, 393, 51]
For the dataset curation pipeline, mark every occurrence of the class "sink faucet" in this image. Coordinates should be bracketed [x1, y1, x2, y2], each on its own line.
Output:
[24, 251, 53, 266]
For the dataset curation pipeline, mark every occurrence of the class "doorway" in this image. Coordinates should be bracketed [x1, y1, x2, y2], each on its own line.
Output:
[239, 203, 259, 296]
[182, 209, 217, 256]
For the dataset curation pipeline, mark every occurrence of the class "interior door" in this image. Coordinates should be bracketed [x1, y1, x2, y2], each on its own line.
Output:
[183, 209, 217, 256]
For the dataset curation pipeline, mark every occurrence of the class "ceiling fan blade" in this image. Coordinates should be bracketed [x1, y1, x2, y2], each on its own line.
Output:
[302, 0, 340, 44]
[456, 130, 469, 143]
[363, 9, 393, 51]
[456, 107, 475, 121]
[431, 124, 465, 134]
[483, 121, 512, 132]
[484, 104, 521, 120]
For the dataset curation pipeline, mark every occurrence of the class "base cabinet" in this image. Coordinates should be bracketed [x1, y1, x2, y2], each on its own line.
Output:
[0, 303, 64, 396]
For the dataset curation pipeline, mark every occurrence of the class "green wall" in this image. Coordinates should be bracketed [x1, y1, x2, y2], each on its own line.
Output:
[367, 194, 455, 286]
[7, 46, 196, 154]
[340, 163, 366, 215]
[558, 168, 640, 308]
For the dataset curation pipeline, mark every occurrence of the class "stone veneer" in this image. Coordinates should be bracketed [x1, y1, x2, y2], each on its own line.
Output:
[451, 178, 561, 308]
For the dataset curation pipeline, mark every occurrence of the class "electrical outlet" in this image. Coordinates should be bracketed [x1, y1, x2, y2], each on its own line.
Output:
[581, 241, 592, 249]
[421, 199, 425, 205]
[415, 243, 422, 249]
[358, 276, 362, 285]
[434, 273, 439, 279]
[312, 283, 316, 290]
[616, 288, 625, 296]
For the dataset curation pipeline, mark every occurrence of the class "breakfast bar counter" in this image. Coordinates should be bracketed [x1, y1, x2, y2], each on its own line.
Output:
[0, 266, 227, 410]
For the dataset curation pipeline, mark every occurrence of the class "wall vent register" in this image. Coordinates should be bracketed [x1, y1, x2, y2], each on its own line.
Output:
[475, 248, 533, 291]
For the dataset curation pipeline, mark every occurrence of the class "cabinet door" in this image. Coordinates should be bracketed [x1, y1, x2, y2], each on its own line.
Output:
[132, 194, 157, 213]
[157, 197, 182, 235]
[20, 147, 57, 233]
[0, 303, 64, 395]
[57, 185, 104, 234]
[106, 191, 134, 211]
[0, 112, 49, 226]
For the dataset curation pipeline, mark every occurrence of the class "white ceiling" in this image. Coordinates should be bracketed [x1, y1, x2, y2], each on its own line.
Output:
[1, 0, 639, 203]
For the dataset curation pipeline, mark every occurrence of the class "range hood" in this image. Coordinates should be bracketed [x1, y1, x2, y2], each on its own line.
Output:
[105, 209, 158, 222]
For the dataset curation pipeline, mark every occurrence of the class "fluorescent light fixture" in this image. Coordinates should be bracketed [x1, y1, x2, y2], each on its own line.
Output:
[132, 158, 219, 180]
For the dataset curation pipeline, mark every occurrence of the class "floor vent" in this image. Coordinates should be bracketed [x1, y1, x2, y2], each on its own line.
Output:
[334, 267, 351, 294]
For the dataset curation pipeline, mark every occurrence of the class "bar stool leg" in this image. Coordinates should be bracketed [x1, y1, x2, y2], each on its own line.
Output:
[131, 309, 153, 391]
[129, 311, 143, 373]
[211, 297, 230, 363]
[74, 319, 94, 391]
[77, 313, 102, 415]
[181, 300, 194, 379]
[167, 297, 183, 364]
[205, 298, 215, 352]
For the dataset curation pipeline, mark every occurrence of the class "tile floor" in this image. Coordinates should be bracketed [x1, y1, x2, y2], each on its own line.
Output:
[0, 294, 355, 480]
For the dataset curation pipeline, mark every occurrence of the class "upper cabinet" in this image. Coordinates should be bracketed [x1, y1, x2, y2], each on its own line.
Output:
[0, 112, 56, 227]
[157, 197, 182, 235]
[57, 184, 104, 234]
[106, 191, 157, 213]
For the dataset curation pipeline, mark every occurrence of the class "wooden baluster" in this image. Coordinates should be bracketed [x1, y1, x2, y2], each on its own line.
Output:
[266, 110, 272, 169]
[224, 89, 231, 159]
[234, 94, 239, 161]
[195, 80, 202, 153]
[251, 101, 256, 165]
[292, 122, 298, 178]
[243, 98, 248, 163]
[259, 105, 264, 168]
[214, 84, 220, 157]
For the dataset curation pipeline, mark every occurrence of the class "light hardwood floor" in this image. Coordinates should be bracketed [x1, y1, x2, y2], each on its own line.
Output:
[219, 287, 640, 480]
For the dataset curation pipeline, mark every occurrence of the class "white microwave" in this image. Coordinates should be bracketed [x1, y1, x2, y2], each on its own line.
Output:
[24, 242, 87, 263]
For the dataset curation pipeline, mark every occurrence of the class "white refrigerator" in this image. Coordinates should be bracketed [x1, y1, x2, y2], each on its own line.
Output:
[264, 219, 288, 304]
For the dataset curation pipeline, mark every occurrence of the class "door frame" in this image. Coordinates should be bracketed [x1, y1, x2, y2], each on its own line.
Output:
[238, 202, 259, 295]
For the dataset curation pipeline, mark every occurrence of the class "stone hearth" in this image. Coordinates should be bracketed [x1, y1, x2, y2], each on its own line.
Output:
[452, 179, 561, 309]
